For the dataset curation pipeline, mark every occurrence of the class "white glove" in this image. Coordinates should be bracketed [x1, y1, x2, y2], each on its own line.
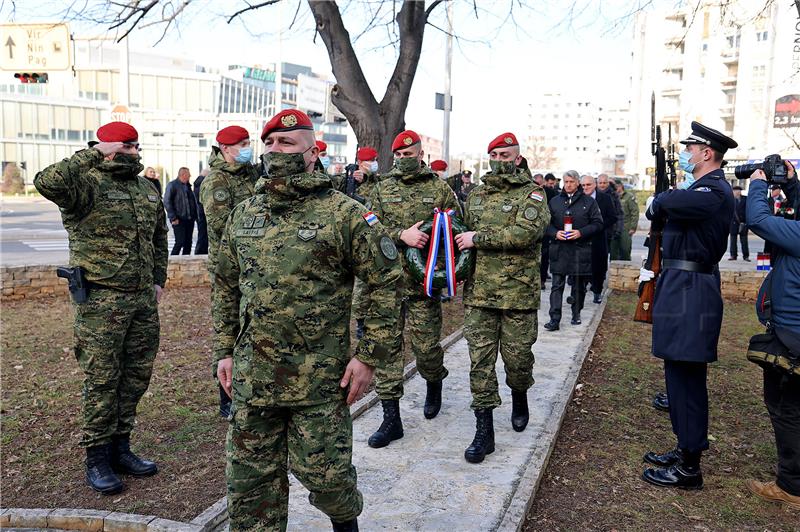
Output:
[638, 268, 655, 283]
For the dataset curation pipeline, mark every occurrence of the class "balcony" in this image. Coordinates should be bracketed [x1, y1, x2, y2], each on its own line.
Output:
[722, 49, 739, 64]
[720, 104, 735, 117]
[721, 76, 738, 87]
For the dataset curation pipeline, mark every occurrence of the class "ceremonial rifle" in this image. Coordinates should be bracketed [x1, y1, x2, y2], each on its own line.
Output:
[634, 93, 671, 323]
[345, 144, 365, 204]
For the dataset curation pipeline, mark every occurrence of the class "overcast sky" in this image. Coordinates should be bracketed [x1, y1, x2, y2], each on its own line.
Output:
[2, 0, 653, 154]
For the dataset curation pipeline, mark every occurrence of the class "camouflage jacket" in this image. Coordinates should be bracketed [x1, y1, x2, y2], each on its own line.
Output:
[463, 171, 551, 310]
[368, 166, 461, 297]
[34, 148, 168, 290]
[199, 147, 260, 274]
[212, 171, 402, 406]
[620, 189, 640, 232]
[331, 171, 381, 205]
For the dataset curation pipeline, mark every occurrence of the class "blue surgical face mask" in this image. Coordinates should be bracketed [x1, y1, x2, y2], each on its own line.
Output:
[319, 156, 331, 169]
[368, 161, 379, 173]
[679, 173, 696, 190]
[234, 146, 253, 164]
[678, 150, 696, 174]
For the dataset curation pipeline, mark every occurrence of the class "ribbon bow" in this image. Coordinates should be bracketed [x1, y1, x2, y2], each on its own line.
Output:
[424, 208, 457, 298]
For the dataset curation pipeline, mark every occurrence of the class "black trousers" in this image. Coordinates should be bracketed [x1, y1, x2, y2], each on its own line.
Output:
[664, 360, 709, 454]
[540, 237, 551, 282]
[171, 219, 194, 255]
[729, 225, 749, 258]
[195, 214, 208, 255]
[763, 366, 800, 496]
[549, 273, 587, 322]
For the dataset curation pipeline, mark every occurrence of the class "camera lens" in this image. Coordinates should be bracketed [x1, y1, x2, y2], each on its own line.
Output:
[734, 163, 761, 180]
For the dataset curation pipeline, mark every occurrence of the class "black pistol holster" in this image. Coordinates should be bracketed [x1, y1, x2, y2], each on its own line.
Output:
[56, 266, 89, 304]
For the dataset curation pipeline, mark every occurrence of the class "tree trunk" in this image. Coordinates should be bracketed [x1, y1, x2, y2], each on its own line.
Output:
[308, 0, 430, 172]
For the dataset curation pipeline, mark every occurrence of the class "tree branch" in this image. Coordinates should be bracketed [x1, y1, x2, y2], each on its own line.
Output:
[424, 0, 445, 19]
[227, 0, 282, 24]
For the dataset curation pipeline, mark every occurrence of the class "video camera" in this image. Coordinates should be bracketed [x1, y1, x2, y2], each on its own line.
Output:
[734, 154, 790, 185]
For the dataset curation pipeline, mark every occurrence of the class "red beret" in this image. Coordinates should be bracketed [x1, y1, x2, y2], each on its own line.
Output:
[260, 109, 314, 141]
[97, 122, 138, 143]
[487, 132, 519, 154]
[391, 130, 421, 152]
[216, 125, 249, 146]
[356, 147, 378, 161]
[315, 140, 328, 152]
[430, 160, 448, 171]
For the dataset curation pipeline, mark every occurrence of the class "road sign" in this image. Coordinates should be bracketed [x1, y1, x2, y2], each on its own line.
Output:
[0, 23, 71, 71]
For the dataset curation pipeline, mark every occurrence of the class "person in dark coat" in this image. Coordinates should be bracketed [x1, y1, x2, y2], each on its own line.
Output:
[639, 121, 736, 490]
[543, 170, 604, 330]
[581, 175, 618, 303]
[193, 168, 209, 255]
[728, 186, 749, 261]
[534, 173, 558, 289]
[163, 167, 198, 255]
[143, 166, 162, 195]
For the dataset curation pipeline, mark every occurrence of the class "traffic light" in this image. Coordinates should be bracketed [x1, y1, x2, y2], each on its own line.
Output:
[14, 73, 48, 83]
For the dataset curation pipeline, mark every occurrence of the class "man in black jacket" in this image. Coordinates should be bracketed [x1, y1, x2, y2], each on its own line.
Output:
[544, 171, 604, 330]
[728, 186, 749, 261]
[581, 175, 618, 303]
[163, 167, 198, 255]
[193, 168, 209, 255]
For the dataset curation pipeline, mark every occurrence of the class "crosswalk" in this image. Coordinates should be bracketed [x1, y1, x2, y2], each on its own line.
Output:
[21, 234, 198, 252]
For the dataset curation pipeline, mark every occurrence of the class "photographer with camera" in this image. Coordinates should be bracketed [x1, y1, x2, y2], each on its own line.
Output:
[743, 158, 800, 510]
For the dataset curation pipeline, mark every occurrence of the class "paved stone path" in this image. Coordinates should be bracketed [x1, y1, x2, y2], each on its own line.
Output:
[278, 289, 607, 531]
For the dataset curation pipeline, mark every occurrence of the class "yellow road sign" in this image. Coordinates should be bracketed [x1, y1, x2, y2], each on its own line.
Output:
[0, 23, 71, 71]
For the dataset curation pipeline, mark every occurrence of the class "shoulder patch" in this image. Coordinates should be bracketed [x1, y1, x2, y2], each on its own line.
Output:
[363, 211, 379, 226]
[523, 207, 539, 221]
[529, 191, 544, 202]
[695, 187, 711, 192]
[379, 235, 398, 260]
[213, 188, 230, 202]
[147, 194, 158, 202]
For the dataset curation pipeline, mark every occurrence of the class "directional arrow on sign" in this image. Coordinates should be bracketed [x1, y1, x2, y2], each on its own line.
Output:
[5, 36, 14, 59]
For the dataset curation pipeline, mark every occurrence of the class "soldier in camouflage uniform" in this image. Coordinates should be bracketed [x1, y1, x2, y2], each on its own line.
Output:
[213, 110, 401, 532]
[455, 132, 550, 464]
[611, 179, 640, 260]
[366, 130, 462, 449]
[199, 125, 260, 418]
[34, 122, 168, 495]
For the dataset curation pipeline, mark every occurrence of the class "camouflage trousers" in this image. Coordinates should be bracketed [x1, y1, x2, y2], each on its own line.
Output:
[375, 295, 447, 399]
[464, 306, 537, 410]
[610, 232, 632, 261]
[351, 277, 372, 320]
[73, 287, 159, 447]
[226, 399, 362, 531]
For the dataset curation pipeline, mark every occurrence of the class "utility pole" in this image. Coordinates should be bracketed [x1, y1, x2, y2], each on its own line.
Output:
[442, 0, 453, 164]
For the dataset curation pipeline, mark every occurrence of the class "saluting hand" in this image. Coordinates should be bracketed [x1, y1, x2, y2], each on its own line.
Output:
[341, 358, 375, 405]
[93, 142, 124, 156]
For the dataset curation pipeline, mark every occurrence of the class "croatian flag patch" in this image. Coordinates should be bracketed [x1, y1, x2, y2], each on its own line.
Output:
[363, 211, 379, 226]
[529, 192, 544, 202]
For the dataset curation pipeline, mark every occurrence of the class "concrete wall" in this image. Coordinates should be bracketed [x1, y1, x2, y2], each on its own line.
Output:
[609, 260, 767, 301]
[1, 256, 210, 302]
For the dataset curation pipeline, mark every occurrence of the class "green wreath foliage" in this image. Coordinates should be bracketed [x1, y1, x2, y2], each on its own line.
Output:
[404, 217, 474, 289]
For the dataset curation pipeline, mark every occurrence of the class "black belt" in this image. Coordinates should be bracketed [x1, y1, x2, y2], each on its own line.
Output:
[663, 259, 715, 274]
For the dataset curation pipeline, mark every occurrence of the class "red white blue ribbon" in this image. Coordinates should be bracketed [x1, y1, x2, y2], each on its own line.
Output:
[423, 208, 457, 298]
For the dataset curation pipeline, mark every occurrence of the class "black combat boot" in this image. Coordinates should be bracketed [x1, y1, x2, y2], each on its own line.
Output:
[511, 390, 529, 432]
[86, 445, 124, 495]
[544, 320, 560, 331]
[111, 435, 158, 477]
[642, 450, 703, 490]
[219, 383, 232, 418]
[424, 380, 443, 419]
[356, 319, 366, 340]
[368, 400, 404, 448]
[464, 409, 495, 463]
[652, 391, 669, 412]
[331, 518, 358, 532]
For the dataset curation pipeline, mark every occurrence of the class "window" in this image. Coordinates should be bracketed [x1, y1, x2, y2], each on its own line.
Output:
[756, 31, 768, 42]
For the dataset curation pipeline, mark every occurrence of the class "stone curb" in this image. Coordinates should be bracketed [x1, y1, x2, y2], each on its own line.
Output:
[189, 326, 466, 531]
[495, 291, 611, 532]
[0, 508, 202, 531]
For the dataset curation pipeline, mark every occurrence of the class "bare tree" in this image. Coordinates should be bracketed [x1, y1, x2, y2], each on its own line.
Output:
[525, 137, 559, 171]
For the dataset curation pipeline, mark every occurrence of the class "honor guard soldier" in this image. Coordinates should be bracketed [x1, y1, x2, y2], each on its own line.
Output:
[350, 146, 382, 339]
[639, 121, 737, 489]
[199, 125, 260, 418]
[455, 132, 550, 463]
[34, 122, 168, 495]
[366, 129, 461, 448]
[213, 109, 401, 531]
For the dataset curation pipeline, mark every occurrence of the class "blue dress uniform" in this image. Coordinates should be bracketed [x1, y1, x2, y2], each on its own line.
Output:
[641, 122, 737, 489]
